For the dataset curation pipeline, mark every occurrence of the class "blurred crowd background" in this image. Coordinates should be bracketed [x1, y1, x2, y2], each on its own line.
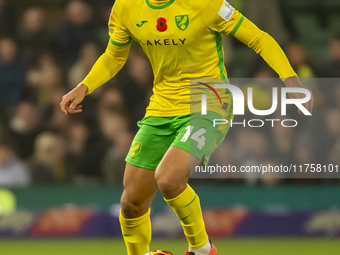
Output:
[0, 0, 339, 187]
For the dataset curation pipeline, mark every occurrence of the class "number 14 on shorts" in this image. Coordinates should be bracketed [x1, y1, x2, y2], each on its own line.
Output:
[181, 125, 206, 150]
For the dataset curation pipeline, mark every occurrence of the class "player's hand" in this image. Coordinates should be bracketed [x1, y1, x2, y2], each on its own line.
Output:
[60, 84, 88, 115]
[284, 76, 314, 114]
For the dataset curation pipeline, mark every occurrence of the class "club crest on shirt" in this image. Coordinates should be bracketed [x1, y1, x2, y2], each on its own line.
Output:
[218, 0, 235, 21]
[175, 15, 189, 31]
[130, 140, 142, 157]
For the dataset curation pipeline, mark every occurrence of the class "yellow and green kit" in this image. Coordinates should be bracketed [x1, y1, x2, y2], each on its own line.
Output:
[80, 0, 297, 167]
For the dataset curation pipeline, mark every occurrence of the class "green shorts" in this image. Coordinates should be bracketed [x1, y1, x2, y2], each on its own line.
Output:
[125, 111, 232, 170]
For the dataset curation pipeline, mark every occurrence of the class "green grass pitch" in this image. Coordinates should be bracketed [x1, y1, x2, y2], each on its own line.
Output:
[1, 238, 339, 255]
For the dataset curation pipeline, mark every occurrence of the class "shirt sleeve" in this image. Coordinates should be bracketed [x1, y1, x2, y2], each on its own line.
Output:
[200, 0, 244, 35]
[108, 0, 132, 46]
[78, 0, 131, 95]
[232, 17, 297, 79]
[79, 41, 131, 95]
[201, 0, 297, 79]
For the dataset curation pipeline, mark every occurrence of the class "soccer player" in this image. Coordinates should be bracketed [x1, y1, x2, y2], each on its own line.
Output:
[60, 0, 314, 254]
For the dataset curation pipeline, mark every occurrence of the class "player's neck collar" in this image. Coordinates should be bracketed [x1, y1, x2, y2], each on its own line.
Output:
[146, 0, 175, 10]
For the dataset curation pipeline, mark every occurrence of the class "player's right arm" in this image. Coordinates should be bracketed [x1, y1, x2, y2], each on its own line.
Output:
[60, 0, 132, 115]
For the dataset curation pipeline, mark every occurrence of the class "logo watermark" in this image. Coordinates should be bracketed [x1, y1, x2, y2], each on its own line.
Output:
[198, 81, 312, 128]
[189, 78, 339, 180]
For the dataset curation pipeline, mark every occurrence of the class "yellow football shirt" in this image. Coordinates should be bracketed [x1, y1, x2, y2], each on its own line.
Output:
[81, 0, 296, 117]
[108, 0, 246, 116]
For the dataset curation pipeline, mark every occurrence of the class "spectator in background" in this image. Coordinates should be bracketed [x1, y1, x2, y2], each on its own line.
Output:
[18, 7, 55, 65]
[241, 68, 278, 119]
[325, 109, 340, 179]
[291, 133, 318, 181]
[260, 160, 282, 186]
[271, 122, 295, 166]
[312, 36, 340, 110]
[321, 34, 340, 78]
[41, 86, 69, 132]
[286, 43, 316, 78]
[0, 120, 3, 140]
[68, 42, 100, 88]
[30, 132, 68, 185]
[97, 87, 128, 119]
[57, 0, 98, 66]
[235, 129, 271, 184]
[243, 0, 289, 45]
[65, 119, 107, 184]
[0, 0, 15, 38]
[208, 138, 242, 180]
[25, 51, 65, 103]
[329, 139, 340, 167]
[37, 59, 66, 107]
[100, 112, 133, 184]
[24, 51, 69, 132]
[8, 101, 41, 159]
[0, 37, 25, 109]
[324, 109, 340, 140]
[324, 108, 340, 149]
[0, 143, 30, 187]
[93, 87, 133, 183]
[335, 84, 340, 109]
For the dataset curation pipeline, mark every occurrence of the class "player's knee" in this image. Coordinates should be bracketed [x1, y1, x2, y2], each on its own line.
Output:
[120, 196, 146, 218]
[155, 173, 185, 199]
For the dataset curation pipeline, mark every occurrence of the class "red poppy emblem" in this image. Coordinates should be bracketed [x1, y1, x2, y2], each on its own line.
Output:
[156, 17, 167, 32]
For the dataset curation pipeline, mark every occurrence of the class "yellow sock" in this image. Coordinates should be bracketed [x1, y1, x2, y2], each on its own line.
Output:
[165, 184, 209, 249]
[119, 209, 151, 255]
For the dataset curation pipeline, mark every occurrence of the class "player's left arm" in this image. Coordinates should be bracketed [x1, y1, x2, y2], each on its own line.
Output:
[230, 12, 314, 113]
[200, 0, 313, 114]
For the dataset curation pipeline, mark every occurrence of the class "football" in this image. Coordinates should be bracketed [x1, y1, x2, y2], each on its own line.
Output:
[145, 250, 174, 255]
